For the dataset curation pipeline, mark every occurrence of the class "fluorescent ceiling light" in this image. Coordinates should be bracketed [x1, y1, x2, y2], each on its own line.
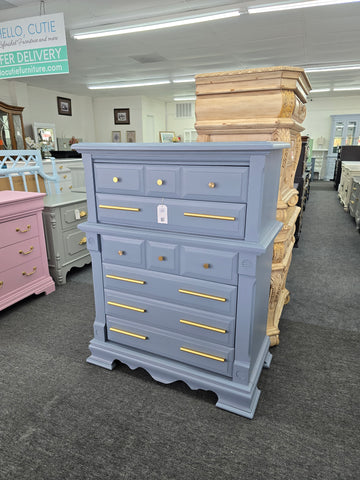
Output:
[311, 88, 331, 92]
[73, 11, 241, 40]
[88, 80, 170, 90]
[333, 87, 360, 91]
[305, 64, 360, 73]
[173, 96, 196, 101]
[249, 0, 360, 14]
[172, 78, 195, 83]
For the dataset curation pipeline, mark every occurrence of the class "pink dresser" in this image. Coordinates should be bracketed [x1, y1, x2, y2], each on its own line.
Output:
[0, 190, 55, 311]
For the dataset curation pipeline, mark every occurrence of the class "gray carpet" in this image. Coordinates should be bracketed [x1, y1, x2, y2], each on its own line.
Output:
[0, 181, 359, 480]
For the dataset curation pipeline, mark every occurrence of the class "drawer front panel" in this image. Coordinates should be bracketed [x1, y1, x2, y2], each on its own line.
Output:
[144, 166, 180, 197]
[0, 214, 38, 248]
[0, 236, 41, 272]
[64, 229, 89, 256]
[181, 166, 248, 202]
[0, 258, 45, 296]
[103, 264, 237, 315]
[180, 246, 238, 285]
[95, 164, 144, 195]
[107, 316, 234, 377]
[146, 241, 178, 274]
[60, 202, 88, 230]
[105, 290, 235, 346]
[101, 235, 145, 268]
[97, 194, 246, 239]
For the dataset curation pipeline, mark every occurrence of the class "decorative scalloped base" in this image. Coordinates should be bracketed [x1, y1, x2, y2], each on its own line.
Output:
[86, 337, 271, 419]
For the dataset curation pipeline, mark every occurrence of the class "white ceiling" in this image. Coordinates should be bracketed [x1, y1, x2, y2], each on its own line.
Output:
[1, 0, 360, 101]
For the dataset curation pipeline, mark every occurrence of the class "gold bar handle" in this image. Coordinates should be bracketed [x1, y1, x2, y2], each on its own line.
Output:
[180, 347, 225, 362]
[180, 319, 227, 334]
[0, 281, 3, 288]
[16, 224, 31, 233]
[99, 205, 140, 212]
[79, 237, 87, 245]
[184, 212, 235, 221]
[109, 327, 147, 340]
[19, 246, 34, 255]
[178, 289, 226, 302]
[106, 274, 145, 285]
[22, 267, 37, 276]
[107, 301, 146, 313]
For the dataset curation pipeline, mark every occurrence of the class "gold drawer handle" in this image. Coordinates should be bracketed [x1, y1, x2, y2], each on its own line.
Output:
[180, 319, 227, 334]
[178, 289, 226, 302]
[79, 237, 87, 245]
[0, 281, 3, 288]
[113, 176, 120, 183]
[69, 185, 73, 189]
[106, 274, 145, 285]
[59, 165, 63, 169]
[22, 267, 37, 276]
[208, 182, 216, 188]
[16, 224, 31, 233]
[180, 347, 225, 362]
[203, 263, 210, 269]
[60, 187, 63, 191]
[351, 200, 355, 204]
[157, 179, 164, 186]
[80, 210, 87, 217]
[184, 212, 235, 221]
[118, 250, 125, 256]
[158, 256, 165, 261]
[63, 175, 67, 179]
[109, 327, 147, 340]
[107, 301, 146, 313]
[99, 204, 140, 212]
[19, 246, 34, 255]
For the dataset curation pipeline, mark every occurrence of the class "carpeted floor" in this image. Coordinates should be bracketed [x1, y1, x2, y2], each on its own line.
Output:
[0, 181, 359, 480]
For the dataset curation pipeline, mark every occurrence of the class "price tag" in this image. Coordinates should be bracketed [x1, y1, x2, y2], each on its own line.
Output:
[74, 209, 80, 220]
[157, 204, 168, 224]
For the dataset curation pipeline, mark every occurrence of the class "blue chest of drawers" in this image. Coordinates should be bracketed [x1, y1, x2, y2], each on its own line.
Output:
[75, 141, 287, 418]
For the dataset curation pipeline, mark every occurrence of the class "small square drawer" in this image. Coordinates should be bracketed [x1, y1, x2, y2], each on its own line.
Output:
[94, 164, 144, 195]
[64, 229, 89, 257]
[181, 166, 248, 202]
[0, 214, 38, 248]
[60, 202, 88, 230]
[180, 246, 238, 285]
[101, 235, 145, 268]
[146, 241, 178, 274]
[144, 166, 180, 197]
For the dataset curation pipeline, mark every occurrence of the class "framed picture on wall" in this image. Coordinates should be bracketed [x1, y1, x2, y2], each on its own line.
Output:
[114, 108, 130, 125]
[159, 131, 175, 143]
[57, 97, 72, 116]
[33, 122, 57, 150]
[112, 131, 121, 143]
[126, 130, 136, 143]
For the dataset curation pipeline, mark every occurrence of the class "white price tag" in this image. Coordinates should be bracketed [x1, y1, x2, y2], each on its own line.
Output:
[74, 209, 80, 220]
[157, 204, 168, 224]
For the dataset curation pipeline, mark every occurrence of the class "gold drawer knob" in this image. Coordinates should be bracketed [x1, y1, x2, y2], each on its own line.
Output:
[157, 179, 164, 186]
[118, 250, 125, 256]
[208, 182, 216, 188]
[0, 281, 3, 288]
[80, 210, 87, 218]
[60, 187, 63, 191]
[113, 176, 120, 183]
[203, 263, 211, 269]
[59, 165, 63, 170]
[79, 236, 87, 245]
[158, 256, 165, 261]
[63, 175, 67, 179]
[69, 185, 73, 189]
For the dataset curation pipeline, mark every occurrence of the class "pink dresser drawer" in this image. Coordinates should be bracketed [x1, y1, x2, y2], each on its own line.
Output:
[0, 214, 38, 248]
[0, 236, 41, 272]
[0, 257, 46, 297]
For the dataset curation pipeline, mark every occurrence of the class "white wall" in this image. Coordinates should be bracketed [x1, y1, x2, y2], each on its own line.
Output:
[141, 96, 166, 142]
[166, 101, 196, 141]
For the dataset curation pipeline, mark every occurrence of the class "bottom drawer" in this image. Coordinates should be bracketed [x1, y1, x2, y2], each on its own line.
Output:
[0, 258, 46, 296]
[106, 316, 234, 377]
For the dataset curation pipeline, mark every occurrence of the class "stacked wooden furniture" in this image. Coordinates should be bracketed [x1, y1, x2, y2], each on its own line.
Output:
[195, 66, 311, 346]
[75, 141, 286, 418]
[0, 190, 55, 311]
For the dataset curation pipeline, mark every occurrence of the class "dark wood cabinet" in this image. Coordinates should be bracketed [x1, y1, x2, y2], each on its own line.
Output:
[0, 101, 26, 150]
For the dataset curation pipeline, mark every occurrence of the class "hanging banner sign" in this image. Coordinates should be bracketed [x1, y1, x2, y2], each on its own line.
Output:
[0, 12, 69, 80]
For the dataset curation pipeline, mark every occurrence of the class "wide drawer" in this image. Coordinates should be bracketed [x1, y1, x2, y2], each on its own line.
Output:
[106, 315, 234, 377]
[0, 214, 39, 248]
[105, 290, 235, 347]
[96, 194, 246, 239]
[60, 201, 88, 230]
[103, 264, 237, 316]
[0, 236, 41, 272]
[0, 257, 46, 296]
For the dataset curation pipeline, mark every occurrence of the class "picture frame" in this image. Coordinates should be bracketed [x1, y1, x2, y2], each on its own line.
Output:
[159, 131, 175, 143]
[57, 97, 72, 116]
[33, 122, 57, 150]
[112, 131, 121, 143]
[126, 130, 136, 143]
[114, 108, 130, 125]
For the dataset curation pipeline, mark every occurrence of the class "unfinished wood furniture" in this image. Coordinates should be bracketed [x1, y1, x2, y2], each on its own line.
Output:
[195, 66, 311, 346]
[75, 141, 285, 418]
[0, 190, 55, 311]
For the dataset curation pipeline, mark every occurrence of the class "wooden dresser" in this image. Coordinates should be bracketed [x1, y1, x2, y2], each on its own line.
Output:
[74, 141, 286, 418]
[0, 191, 55, 311]
[42, 192, 91, 285]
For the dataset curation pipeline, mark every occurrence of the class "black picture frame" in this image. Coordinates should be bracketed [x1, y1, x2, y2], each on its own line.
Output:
[57, 97, 72, 116]
[114, 108, 130, 125]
